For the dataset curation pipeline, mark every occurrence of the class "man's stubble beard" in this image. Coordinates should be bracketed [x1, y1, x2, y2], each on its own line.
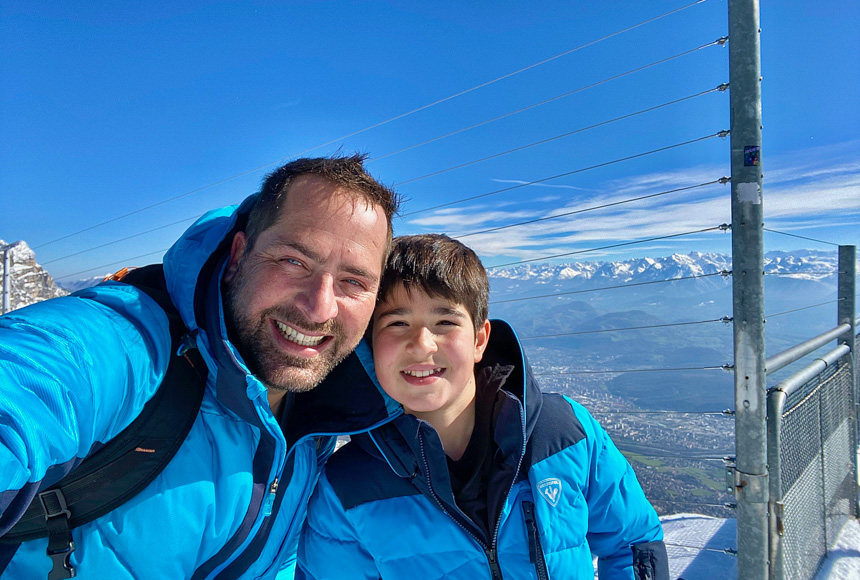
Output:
[223, 260, 355, 393]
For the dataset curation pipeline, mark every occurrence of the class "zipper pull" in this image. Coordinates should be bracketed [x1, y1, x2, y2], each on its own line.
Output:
[263, 478, 279, 516]
[522, 501, 537, 563]
[485, 547, 504, 579]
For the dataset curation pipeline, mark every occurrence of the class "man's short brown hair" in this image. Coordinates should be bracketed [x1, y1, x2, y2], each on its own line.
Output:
[245, 154, 400, 254]
[378, 234, 489, 332]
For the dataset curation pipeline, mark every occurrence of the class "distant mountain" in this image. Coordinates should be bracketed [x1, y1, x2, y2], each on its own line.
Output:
[0, 239, 68, 312]
[487, 249, 845, 411]
[58, 274, 112, 293]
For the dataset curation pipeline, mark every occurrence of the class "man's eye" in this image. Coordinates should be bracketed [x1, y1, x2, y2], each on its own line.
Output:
[282, 257, 303, 266]
[344, 278, 365, 289]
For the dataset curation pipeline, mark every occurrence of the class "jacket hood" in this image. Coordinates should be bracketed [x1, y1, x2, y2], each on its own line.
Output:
[477, 319, 543, 443]
[162, 195, 255, 333]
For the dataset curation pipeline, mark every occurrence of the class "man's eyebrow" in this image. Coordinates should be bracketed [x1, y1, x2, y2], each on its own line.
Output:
[270, 239, 378, 282]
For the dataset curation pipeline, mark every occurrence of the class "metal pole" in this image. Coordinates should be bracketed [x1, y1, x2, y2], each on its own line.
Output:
[2, 249, 10, 315]
[837, 245, 857, 515]
[728, 1, 768, 578]
[766, 389, 785, 580]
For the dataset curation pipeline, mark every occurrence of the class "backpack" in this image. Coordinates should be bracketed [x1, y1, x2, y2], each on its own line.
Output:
[0, 264, 207, 580]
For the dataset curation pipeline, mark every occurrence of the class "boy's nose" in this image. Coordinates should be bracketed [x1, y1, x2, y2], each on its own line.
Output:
[407, 327, 438, 355]
[297, 273, 339, 323]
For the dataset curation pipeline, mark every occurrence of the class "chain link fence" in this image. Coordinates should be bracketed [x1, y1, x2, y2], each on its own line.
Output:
[768, 354, 857, 580]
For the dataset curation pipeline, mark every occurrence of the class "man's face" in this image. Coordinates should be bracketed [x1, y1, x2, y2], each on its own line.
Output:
[223, 174, 388, 393]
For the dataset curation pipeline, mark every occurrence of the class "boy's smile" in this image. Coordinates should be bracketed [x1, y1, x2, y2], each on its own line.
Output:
[372, 285, 490, 421]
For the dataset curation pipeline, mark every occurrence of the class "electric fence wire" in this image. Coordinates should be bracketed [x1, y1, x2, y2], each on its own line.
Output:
[33, 0, 712, 252]
[765, 271, 836, 277]
[651, 500, 735, 510]
[765, 299, 840, 319]
[43, 84, 729, 271]
[518, 317, 731, 340]
[534, 365, 729, 376]
[387, 60, 728, 179]
[41, 214, 203, 266]
[592, 410, 733, 416]
[457, 179, 728, 240]
[491, 268, 730, 304]
[487, 222, 729, 269]
[620, 452, 730, 461]
[664, 542, 737, 556]
[403, 132, 728, 217]
[763, 227, 840, 247]
[57, 249, 170, 281]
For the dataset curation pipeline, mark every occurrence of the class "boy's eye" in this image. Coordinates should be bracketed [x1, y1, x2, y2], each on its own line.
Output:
[438, 319, 459, 326]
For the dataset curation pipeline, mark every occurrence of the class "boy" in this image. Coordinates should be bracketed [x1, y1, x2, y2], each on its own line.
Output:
[297, 234, 669, 579]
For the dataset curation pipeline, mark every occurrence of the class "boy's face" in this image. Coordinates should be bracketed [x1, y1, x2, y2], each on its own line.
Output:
[372, 285, 490, 419]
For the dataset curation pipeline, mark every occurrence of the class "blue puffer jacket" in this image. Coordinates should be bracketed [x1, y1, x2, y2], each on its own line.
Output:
[0, 197, 400, 579]
[298, 320, 667, 579]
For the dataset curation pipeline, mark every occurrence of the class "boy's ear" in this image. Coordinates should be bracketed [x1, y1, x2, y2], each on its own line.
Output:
[473, 319, 491, 363]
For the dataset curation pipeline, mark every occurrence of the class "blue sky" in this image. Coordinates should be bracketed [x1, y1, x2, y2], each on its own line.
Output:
[2, 0, 858, 282]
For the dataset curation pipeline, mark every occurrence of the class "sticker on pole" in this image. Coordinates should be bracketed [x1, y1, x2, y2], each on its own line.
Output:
[737, 182, 762, 204]
[744, 145, 761, 166]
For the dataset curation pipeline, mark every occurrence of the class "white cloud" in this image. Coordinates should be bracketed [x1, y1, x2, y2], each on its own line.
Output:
[401, 141, 859, 262]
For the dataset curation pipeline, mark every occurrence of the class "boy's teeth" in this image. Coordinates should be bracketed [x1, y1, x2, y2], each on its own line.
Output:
[403, 368, 442, 378]
[276, 321, 325, 347]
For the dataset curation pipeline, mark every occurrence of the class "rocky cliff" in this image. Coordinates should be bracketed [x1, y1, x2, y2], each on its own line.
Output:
[1, 239, 68, 313]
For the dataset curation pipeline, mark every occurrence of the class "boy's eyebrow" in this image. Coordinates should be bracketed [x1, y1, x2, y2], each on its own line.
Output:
[375, 306, 410, 319]
[432, 306, 468, 318]
[375, 305, 468, 319]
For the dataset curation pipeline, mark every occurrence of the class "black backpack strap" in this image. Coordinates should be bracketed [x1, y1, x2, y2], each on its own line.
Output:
[0, 265, 207, 579]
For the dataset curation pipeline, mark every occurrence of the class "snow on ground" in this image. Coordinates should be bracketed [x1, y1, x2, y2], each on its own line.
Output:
[661, 514, 737, 579]
[812, 518, 860, 580]
[657, 514, 860, 580]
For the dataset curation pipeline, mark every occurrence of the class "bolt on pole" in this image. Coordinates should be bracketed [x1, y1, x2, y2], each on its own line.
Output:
[728, 0, 768, 578]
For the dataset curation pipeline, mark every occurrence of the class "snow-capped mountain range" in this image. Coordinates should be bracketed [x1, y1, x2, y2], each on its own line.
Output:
[489, 250, 837, 283]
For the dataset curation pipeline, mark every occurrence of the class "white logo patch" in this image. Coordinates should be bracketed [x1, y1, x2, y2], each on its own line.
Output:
[537, 478, 562, 507]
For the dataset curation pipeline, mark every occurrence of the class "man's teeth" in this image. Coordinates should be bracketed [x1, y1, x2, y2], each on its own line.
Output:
[403, 368, 443, 378]
[276, 321, 325, 347]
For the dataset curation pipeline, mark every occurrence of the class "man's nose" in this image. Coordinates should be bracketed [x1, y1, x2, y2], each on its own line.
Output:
[298, 273, 339, 323]
[406, 327, 437, 355]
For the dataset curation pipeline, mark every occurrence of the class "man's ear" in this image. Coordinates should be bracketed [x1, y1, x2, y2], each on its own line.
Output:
[223, 231, 247, 284]
[473, 319, 491, 363]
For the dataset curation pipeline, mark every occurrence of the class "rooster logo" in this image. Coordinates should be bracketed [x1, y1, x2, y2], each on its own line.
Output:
[537, 478, 562, 507]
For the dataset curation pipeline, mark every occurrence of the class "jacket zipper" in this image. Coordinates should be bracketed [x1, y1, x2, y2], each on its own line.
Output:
[417, 433, 504, 580]
[522, 501, 549, 580]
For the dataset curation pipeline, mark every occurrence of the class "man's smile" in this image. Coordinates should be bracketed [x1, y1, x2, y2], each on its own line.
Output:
[273, 319, 330, 348]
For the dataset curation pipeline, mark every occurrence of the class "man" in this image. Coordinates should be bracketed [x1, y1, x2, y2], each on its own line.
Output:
[0, 155, 402, 579]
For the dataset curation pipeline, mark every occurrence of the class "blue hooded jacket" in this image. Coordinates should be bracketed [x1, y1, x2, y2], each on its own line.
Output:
[298, 320, 667, 579]
[0, 198, 401, 579]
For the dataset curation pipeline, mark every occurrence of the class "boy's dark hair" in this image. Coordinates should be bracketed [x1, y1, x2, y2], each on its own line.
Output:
[244, 153, 400, 254]
[379, 234, 489, 332]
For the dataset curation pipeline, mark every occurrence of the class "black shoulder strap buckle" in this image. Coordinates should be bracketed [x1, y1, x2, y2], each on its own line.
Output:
[39, 490, 76, 579]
